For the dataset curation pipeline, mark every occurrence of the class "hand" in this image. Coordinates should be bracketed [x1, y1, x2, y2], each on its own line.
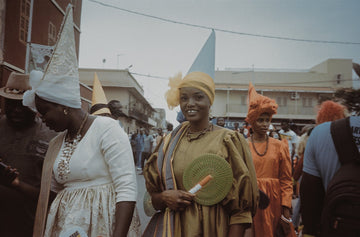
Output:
[0, 165, 19, 187]
[280, 206, 292, 235]
[161, 190, 195, 211]
[282, 205, 291, 219]
[279, 217, 292, 235]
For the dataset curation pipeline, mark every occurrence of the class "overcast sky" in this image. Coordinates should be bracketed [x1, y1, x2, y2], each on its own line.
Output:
[78, 0, 360, 126]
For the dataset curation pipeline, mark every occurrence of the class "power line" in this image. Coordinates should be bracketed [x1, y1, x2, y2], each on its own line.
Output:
[246, 78, 358, 85]
[88, 0, 360, 45]
[131, 71, 359, 86]
[131, 72, 168, 80]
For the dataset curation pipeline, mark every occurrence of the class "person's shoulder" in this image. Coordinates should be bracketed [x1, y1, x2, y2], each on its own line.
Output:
[213, 125, 233, 135]
[350, 116, 360, 126]
[91, 116, 123, 133]
[94, 115, 116, 125]
[269, 136, 283, 145]
[312, 121, 331, 135]
[269, 136, 288, 150]
[213, 126, 245, 142]
[307, 122, 332, 146]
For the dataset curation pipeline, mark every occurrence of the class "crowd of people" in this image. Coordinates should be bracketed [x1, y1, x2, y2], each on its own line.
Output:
[0, 5, 359, 237]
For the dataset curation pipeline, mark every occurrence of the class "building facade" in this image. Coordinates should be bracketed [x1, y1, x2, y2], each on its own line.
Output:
[211, 59, 357, 131]
[79, 68, 166, 135]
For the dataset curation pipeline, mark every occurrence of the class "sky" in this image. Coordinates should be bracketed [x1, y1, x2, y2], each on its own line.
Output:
[78, 0, 360, 126]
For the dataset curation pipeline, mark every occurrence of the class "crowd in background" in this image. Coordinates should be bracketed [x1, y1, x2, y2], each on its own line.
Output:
[1, 9, 359, 237]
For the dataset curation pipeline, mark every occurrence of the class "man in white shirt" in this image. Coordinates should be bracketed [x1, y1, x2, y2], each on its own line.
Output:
[279, 120, 298, 160]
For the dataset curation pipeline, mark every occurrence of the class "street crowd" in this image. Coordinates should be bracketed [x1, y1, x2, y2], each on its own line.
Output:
[1, 5, 360, 237]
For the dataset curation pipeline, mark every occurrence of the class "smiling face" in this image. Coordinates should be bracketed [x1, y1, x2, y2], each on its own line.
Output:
[35, 95, 69, 132]
[180, 87, 211, 126]
[252, 113, 272, 136]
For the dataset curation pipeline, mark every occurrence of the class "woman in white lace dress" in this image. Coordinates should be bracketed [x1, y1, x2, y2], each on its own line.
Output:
[34, 94, 138, 237]
[11, 80, 138, 237]
[12, 5, 138, 236]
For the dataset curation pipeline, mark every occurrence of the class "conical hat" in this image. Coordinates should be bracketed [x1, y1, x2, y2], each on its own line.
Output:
[23, 4, 81, 111]
[165, 30, 216, 109]
[91, 73, 111, 115]
[187, 30, 215, 79]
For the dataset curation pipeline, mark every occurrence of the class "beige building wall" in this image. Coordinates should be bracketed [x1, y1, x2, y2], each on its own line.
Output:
[212, 59, 354, 128]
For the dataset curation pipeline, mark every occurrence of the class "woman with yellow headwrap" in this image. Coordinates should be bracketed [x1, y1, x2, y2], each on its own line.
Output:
[245, 83, 295, 237]
[143, 71, 259, 237]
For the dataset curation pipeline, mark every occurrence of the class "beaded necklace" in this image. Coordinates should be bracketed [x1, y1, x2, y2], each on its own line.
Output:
[57, 113, 89, 181]
[251, 134, 269, 157]
[186, 123, 213, 142]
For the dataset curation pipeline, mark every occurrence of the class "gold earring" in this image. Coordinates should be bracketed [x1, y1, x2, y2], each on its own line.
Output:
[64, 109, 68, 115]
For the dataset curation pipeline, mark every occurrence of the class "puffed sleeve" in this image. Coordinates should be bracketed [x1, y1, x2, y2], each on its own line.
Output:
[143, 152, 163, 194]
[100, 120, 137, 203]
[279, 141, 293, 208]
[221, 132, 259, 225]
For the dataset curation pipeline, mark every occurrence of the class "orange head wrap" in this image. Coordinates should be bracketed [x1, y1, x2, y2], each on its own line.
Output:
[245, 82, 278, 125]
[316, 100, 347, 125]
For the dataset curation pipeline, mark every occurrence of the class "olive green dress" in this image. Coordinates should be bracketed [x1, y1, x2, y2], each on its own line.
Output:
[144, 122, 259, 237]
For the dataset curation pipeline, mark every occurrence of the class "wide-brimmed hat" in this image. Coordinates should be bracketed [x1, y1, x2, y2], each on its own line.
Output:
[0, 72, 31, 100]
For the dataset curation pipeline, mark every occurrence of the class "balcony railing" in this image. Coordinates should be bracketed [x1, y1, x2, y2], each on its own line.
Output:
[129, 108, 148, 122]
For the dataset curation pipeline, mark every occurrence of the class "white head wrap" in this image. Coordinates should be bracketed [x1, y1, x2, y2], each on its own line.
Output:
[23, 5, 81, 112]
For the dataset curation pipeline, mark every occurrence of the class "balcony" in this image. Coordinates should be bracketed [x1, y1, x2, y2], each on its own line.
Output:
[129, 108, 148, 123]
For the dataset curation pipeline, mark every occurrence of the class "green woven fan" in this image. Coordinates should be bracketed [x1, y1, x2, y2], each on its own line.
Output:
[183, 153, 233, 206]
[143, 191, 156, 217]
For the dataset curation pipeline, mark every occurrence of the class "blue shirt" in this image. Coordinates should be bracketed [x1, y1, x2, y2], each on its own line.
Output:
[303, 116, 360, 189]
[143, 134, 154, 153]
[135, 134, 145, 151]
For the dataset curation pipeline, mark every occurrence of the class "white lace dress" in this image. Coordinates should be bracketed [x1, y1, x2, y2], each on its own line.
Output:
[44, 117, 139, 237]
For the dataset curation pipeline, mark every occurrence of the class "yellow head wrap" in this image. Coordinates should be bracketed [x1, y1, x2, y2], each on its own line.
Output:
[165, 71, 215, 110]
[245, 82, 278, 125]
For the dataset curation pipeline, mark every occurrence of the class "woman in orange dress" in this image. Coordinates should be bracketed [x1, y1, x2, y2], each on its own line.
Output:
[245, 83, 295, 237]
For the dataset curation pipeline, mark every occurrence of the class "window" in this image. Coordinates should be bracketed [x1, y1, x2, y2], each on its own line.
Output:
[241, 95, 247, 105]
[19, 0, 31, 44]
[276, 97, 287, 107]
[48, 22, 57, 45]
[302, 97, 313, 107]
